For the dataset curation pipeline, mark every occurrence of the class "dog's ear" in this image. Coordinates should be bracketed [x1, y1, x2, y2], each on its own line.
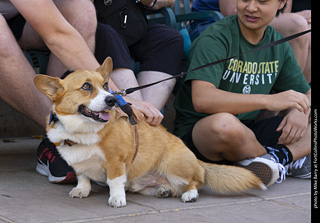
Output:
[96, 57, 113, 81]
[34, 75, 64, 101]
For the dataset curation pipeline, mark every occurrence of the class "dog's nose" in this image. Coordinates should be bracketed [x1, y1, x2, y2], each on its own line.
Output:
[105, 96, 116, 107]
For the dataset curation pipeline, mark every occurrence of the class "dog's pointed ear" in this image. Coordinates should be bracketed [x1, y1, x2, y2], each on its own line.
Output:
[34, 75, 64, 101]
[96, 57, 113, 81]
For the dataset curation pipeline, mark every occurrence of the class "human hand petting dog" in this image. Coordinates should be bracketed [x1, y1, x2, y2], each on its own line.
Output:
[124, 96, 163, 126]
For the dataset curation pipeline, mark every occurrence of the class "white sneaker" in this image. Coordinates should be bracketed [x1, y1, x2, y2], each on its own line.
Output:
[237, 154, 286, 187]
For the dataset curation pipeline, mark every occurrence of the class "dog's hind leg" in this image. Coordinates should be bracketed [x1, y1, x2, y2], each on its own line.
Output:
[181, 181, 199, 202]
[135, 184, 174, 198]
[180, 168, 206, 202]
[156, 185, 172, 198]
[161, 148, 205, 202]
[127, 173, 175, 198]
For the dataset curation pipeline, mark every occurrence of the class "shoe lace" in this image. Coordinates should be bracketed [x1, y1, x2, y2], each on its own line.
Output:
[288, 156, 306, 170]
[276, 163, 286, 183]
[267, 155, 287, 183]
[284, 156, 307, 177]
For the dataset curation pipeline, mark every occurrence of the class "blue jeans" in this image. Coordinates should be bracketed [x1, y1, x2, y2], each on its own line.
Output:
[189, 20, 215, 42]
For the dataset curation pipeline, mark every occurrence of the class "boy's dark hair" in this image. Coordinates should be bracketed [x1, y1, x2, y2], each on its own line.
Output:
[276, 0, 287, 16]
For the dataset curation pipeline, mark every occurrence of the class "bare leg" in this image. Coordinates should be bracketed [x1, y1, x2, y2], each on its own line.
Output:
[0, 16, 50, 128]
[110, 69, 176, 111]
[192, 112, 311, 163]
[192, 113, 266, 162]
[302, 25, 311, 83]
[111, 68, 144, 101]
[138, 71, 176, 110]
[270, 13, 309, 82]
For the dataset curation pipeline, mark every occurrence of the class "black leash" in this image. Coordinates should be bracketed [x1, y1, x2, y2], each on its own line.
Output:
[112, 29, 311, 97]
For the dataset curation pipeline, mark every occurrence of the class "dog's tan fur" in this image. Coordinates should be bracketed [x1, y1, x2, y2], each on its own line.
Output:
[34, 57, 264, 208]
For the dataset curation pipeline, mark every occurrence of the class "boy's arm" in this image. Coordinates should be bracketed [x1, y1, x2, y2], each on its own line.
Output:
[191, 80, 310, 115]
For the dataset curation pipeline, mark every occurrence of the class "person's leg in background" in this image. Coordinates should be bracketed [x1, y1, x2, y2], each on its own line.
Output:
[132, 23, 184, 110]
[95, 23, 144, 101]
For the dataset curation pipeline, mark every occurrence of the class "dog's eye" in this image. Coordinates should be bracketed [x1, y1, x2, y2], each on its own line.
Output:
[103, 82, 109, 91]
[82, 83, 92, 90]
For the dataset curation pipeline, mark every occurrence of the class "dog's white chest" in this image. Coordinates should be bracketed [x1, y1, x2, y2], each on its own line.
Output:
[57, 144, 107, 183]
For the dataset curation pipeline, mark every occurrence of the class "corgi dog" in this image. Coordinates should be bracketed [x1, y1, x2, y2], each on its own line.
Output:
[34, 57, 265, 208]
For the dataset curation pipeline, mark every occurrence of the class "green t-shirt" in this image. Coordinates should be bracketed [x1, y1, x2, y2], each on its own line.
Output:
[173, 15, 310, 138]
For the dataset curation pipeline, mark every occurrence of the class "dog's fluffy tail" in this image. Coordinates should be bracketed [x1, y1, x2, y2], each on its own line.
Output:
[198, 160, 266, 193]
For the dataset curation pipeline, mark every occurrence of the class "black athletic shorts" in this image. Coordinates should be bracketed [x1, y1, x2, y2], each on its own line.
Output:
[181, 116, 284, 164]
[7, 14, 26, 40]
[95, 22, 184, 75]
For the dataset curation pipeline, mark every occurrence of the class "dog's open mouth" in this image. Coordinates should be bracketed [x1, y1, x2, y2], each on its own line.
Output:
[78, 105, 110, 123]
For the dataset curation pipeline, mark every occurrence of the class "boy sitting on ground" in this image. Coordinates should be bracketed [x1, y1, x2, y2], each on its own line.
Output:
[174, 0, 311, 187]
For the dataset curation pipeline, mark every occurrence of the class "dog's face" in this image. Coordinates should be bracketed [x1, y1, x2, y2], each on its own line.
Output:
[34, 57, 116, 124]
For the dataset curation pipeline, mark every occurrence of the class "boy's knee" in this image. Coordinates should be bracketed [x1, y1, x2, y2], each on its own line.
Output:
[209, 113, 247, 145]
[290, 13, 308, 33]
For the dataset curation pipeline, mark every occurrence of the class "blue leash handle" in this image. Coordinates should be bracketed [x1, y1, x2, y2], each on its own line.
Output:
[110, 89, 127, 107]
[110, 89, 137, 125]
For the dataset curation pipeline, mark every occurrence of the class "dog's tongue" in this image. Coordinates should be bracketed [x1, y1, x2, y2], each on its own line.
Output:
[93, 111, 110, 121]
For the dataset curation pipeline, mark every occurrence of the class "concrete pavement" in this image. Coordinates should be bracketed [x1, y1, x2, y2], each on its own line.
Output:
[0, 138, 311, 223]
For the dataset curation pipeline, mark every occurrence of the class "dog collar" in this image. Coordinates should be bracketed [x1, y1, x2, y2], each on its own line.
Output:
[54, 139, 77, 147]
[49, 113, 77, 146]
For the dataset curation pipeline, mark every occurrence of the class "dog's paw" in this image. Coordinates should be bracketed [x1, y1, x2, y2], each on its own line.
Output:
[69, 187, 90, 199]
[181, 189, 199, 203]
[156, 187, 171, 198]
[108, 194, 126, 208]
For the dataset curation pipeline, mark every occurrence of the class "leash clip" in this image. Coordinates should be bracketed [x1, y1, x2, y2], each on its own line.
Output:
[120, 89, 127, 96]
[111, 89, 127, 97]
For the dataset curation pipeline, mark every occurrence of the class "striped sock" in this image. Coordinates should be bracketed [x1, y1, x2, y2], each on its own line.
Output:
[264, 144, 293, 166]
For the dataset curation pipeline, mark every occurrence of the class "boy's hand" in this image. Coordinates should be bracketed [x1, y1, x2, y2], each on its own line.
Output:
[266, 90, 310, 114]
[276, 108, 309, 145]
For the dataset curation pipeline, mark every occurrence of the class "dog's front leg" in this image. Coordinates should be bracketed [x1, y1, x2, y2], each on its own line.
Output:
[104, 161, 127, 208]
[102, 154, 127, 208]
[107, 173, 127, 208]
[69, 173, 91, 198]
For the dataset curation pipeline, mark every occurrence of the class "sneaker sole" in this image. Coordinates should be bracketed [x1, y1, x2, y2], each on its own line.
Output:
[292, 172, 311, 179]
[36, 159, 77, 184]
[237, 158, 279, 187]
